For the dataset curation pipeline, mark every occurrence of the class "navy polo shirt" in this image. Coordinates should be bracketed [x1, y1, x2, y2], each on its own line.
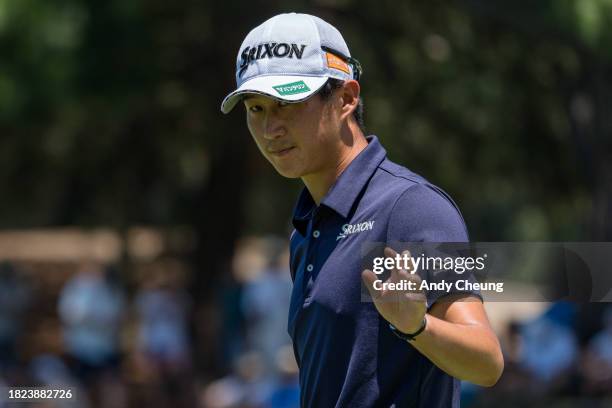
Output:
[288, 136, 477, 408]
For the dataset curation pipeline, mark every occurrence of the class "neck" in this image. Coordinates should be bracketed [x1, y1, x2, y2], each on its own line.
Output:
[302, 125, 368, 205]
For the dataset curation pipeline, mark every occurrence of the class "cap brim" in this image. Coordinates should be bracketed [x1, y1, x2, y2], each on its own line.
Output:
[220, 75, 329, 114]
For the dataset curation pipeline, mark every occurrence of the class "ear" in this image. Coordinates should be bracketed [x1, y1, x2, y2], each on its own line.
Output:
[339, 80, 360, 122]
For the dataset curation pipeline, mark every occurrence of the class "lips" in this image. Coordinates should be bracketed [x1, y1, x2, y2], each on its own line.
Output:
[268, 146, 295, 156]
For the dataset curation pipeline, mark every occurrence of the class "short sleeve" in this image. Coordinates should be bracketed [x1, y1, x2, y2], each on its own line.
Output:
[386, 183, 482, 307]
[387, 183, 468, 243]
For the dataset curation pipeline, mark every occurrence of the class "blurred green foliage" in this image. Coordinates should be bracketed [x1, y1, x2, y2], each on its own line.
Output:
[0, 0, 610, 246]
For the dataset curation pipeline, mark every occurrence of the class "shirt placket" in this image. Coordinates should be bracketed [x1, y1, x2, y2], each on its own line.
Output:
[303, 208, 324, 298]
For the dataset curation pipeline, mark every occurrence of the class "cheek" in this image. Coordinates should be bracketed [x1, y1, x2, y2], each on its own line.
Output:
[246, 116, 279, 165]
[246, 115, 263, 144]
[246, 113, 256, 135]
[322, 103, 342, 133]
[312, 107, 340, 146]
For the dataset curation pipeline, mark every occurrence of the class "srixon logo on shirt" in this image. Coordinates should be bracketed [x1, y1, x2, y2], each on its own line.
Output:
[238, 42, 307, 77]
[337, 220, 375, 240]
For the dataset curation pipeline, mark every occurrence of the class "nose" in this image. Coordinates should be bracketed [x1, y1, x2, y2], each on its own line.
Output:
[262, 109, 285, 140]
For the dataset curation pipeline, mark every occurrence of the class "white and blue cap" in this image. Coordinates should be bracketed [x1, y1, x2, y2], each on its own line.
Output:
[221, 13, 361, 114]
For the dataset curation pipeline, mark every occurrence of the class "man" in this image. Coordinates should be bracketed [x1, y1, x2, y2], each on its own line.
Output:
[221, 13, 503, 407]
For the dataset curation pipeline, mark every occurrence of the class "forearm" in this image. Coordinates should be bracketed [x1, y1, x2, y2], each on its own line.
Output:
[409, 313, 504, 387]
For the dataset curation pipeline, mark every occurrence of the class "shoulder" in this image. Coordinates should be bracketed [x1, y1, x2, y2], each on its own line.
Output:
[376, 159, 468, 242]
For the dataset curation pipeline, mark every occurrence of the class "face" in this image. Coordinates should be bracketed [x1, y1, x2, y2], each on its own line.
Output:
[243, 92, 343, 179]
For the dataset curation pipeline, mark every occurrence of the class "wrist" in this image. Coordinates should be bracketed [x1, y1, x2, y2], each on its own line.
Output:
[389, 315, 427, 342]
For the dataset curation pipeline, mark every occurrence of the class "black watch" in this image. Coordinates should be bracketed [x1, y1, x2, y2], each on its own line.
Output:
[389, 316, 427, 342]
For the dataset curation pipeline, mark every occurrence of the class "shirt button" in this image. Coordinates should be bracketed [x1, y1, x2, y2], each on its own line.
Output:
[313, 230, 320, 238]
[306, 264, 314, 272]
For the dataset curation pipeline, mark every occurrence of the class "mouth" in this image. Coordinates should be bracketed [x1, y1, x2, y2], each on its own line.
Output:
[268, 146, 295, 157]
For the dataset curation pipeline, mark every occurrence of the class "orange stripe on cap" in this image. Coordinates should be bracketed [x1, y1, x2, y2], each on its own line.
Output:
[326, 52, 350, 75]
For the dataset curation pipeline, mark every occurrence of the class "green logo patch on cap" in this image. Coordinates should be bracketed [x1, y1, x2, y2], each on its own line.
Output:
[272, 80, 311, 96]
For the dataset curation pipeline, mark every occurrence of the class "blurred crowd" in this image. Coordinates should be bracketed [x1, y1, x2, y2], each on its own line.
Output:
[0, 236, 611, 407]
[465, 301, 612, 407]
[0, 235, 297, 408]
[0, 257, 196, 408]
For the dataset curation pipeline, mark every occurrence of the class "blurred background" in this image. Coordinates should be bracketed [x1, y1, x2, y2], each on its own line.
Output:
[1, 0, 612, 407]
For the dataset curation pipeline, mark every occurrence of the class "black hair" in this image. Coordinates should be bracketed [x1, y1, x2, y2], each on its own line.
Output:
[317, 78, 365, 133]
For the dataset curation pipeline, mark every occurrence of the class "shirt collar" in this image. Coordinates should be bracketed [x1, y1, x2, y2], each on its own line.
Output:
[292, 135, 387, 234]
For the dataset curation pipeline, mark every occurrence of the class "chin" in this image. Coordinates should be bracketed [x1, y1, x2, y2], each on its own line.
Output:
[274, 167, 303, 179]
[269, 162, 304, 179]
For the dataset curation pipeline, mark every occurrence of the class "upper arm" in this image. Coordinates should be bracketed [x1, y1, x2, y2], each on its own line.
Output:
[387, 184, 478, 307]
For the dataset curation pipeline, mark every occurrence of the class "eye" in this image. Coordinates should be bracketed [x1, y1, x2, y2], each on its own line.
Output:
[248, 105, 263, 113]
[278, 101, 289, 108]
